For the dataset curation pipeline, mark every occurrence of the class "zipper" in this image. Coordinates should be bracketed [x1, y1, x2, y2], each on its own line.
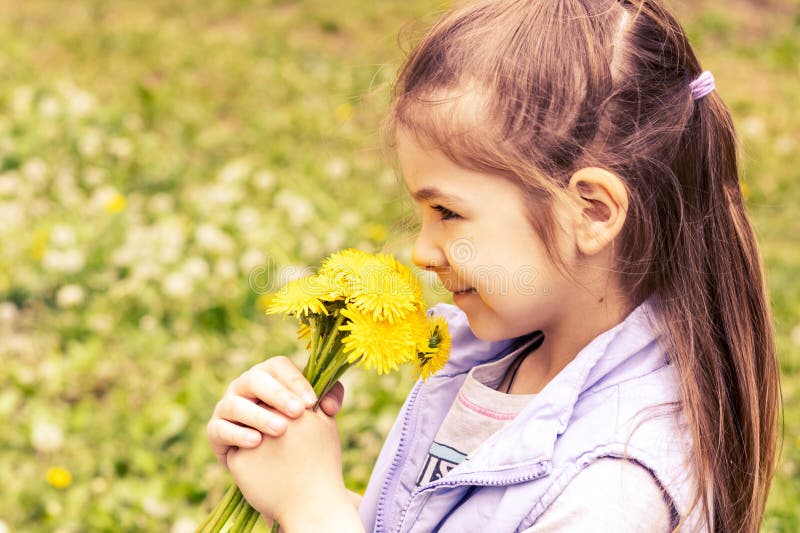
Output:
[396, 461, 551, 532]
[375, 380, 424, 533]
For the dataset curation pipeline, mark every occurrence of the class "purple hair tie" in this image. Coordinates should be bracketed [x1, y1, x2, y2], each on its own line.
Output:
[689, 70, 715, 100]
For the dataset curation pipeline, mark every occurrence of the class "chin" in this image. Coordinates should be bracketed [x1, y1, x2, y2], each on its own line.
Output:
[465, 320, 509, 342]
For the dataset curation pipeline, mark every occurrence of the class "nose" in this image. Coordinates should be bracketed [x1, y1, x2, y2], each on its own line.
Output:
[411, 227, 448, 272]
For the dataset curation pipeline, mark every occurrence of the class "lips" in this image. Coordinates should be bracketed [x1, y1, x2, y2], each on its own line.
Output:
[453, 287, 478, 295]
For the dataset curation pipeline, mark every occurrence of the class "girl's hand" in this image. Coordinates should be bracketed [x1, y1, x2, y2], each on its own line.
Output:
[206, 356, 346, 468]
[227, 409, 363, 531]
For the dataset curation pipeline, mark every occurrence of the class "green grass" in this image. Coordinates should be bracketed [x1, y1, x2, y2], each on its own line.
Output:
[0, 0, 797, 530]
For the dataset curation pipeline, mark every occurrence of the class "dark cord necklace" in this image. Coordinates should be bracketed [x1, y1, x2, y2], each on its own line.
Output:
[503, 353, 527, 394]
[503, 332, 545, 394]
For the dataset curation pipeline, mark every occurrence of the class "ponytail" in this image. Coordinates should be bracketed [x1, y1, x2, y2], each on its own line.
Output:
[652, 86, 781, 532]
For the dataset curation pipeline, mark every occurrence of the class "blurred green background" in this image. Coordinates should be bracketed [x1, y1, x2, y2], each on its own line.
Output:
[0, 0, 797, 531]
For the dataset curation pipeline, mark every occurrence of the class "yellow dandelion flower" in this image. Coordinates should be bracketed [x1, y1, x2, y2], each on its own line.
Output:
[363, 223, 387, 243]
[46, 466, 72, 489]
[319, 248, 371, 298]
[104, 193, 127, 213]
[350, 262, 418, 323]
[415, 315, 451, 381]
[334, 102, 354, 123]
[339, 306, 415, 374]
[297, 324, 311, 340]
[313, 272, 348, 302]
[376, 253, 425, 307]
[297, 324, 312, 349]
[30, 229, 48, 261]
[265, 276, 329, 318]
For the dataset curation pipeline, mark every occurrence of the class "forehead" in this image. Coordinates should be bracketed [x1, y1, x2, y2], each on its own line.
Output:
[395, 127, 520, 208]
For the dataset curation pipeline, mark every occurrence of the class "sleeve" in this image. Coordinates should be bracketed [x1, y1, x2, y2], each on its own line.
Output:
[523, 458, 673, 533]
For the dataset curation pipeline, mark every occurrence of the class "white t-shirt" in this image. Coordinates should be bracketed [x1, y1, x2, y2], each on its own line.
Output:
[416, 332, 542, 486]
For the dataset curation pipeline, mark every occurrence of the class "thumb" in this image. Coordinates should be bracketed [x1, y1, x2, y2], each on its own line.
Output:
[319, 381, 345, 416]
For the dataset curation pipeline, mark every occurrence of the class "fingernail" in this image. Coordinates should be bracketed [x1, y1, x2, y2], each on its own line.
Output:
[269, 417, 287, 432]
[287, 398, 303, 415]
[303, 391, 317, 405]
[244, 434, 260, 446]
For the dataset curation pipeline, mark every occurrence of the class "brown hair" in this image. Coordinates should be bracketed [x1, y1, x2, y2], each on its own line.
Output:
[384, 1, 780, 531]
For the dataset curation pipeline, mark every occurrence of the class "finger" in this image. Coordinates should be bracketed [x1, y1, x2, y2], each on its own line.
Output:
[319, 381, 345, 417]
[217, 395, 290, 436]
[207, 417, 262, 453]
[232, 369, 306, 418]
[263, 356, 318, 407]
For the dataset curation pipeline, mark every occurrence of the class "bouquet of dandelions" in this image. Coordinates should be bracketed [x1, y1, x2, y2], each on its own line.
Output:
[197, 248, 451, 533]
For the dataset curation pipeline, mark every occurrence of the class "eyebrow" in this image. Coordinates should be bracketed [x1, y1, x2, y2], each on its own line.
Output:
[410, 187, 464, 204]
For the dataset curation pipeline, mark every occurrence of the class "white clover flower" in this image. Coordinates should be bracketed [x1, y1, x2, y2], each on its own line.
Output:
[235, 206, 261, 232]
[156, 222, 187, 264]
[108, 137, 133, 159]
[274, 190, 315, 227]
[196, 223, 234, 254]
[775, 135, 794, 156]
[89, 477, 108, 494]
[88, 314, 112, 334]
[50, 224, 76, 248]
[218, 158, 251, 184]
[79, 129, 103, 158]
[148, 193, 175, 215]
[132, 262, 164, 282]
[252, 170, 275, 190]
[31, 420, 64, 453]
[239, 248, 265, 273]
[0, 302, 18, 325]
[182, 256, 210, 279]
[339, 209, 362, 228]
[325, 157, 349, 180]
[38, 96, 61, 118]
[143, 496, 170, 518]
[742, 116, 765, 139]
[56, 284, 85, 308]
[163, 272, 193, 298]
[89, 186, 119, 211]
[215, 258, 237, 279]
[300, 234, 321, 257]
[791, 324, 800, 347]
[0, 518, 8, 533]
[171, 517, 198, 533]
[22, 158, 48, 184]
[0, 203, 25, 229]
[0, 173, 18, 197]
[65, 87, 95, 117]
[325, 228, 346, 250]
[139, 315, 159, 332]
[42, 249, 85, 274]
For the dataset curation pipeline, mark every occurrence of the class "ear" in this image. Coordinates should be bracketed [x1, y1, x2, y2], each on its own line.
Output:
[567, 167, 628, 256]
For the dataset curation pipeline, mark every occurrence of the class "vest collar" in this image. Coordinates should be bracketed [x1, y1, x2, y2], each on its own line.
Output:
[439, 293, 664, 476]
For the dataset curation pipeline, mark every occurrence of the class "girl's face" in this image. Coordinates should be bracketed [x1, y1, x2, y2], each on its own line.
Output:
[396, 128, 580, 342]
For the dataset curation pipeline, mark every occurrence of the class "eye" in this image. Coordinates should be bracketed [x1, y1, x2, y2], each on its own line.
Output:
[431, 204, 460, 221]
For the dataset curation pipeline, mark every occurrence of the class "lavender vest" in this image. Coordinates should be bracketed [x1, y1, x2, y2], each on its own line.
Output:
[359, 296, 707, 532]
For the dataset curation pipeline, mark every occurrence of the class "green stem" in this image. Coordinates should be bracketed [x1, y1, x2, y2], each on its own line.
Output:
[312, 312, 347, 381]
[311, 343, 347, 396]
[227, 505, 243, 532]
[270, 521, 281, 533]
[197, 484, 237, 532]
[301, 315, 323, 381]
[211, 489, 242, 533]
[307, 315, 323, 378]
[242, 508, 261, 533]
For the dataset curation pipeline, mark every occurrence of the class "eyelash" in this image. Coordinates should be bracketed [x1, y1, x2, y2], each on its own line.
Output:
[431, 205, 460, 221]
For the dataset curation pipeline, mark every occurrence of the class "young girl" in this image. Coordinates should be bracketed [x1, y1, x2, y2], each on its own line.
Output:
[206, 1, 780, 531]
